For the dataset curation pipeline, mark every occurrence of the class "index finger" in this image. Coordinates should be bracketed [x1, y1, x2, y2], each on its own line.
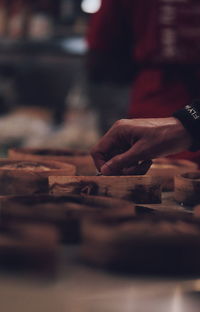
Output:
[90, 120, 126, 170]
[91, 135, 118, 170]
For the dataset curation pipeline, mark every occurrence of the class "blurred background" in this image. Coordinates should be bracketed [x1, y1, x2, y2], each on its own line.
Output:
[0, 0, 130, 156]
[1, 3, 200, 312]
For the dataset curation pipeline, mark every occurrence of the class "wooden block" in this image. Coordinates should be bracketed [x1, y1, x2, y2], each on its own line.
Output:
[9, 148, 96, 176]
[0, 159, 76, 195]
[148, 158, 198, 191]
[49, 175, 162, 204]
[0, 194, 136, 243]
[174, 171, 200, 206]
[81, 214, 200, 274]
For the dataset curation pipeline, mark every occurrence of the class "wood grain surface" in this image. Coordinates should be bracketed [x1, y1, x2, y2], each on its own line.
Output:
[49, 175, 162, 204]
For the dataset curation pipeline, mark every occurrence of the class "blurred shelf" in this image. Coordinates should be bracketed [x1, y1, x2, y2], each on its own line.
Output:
[0, 36, 88, 65]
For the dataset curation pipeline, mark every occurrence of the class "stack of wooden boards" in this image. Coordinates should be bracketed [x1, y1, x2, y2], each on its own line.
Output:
[0, 147, 198, 275]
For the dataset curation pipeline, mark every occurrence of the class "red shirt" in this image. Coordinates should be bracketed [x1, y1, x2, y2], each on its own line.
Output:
[88, 0, 200, 165]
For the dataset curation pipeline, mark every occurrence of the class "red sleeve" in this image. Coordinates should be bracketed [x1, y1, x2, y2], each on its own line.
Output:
[87, 0, 128, 52]
[86, 0, 135, 84]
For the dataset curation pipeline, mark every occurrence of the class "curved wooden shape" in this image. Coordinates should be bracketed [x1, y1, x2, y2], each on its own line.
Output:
[49, 175, 162, 204]
[9, 148, 96, 176]
[148, 158, 198, 191]
[0, 159, 76, 195]
[174, 171, 200, 206]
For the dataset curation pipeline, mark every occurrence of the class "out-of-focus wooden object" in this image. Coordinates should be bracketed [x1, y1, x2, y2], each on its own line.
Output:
[174, 171, 200, 206]
[194, 204, 200, 217]
[0, 221, 59, 273]
[148, 158, 198, 191]
[9, 148, 96, 176]
[49, 175, 162, 204]
[81, 213, 200, 274]
[0, 159, 76, 195]
[0, 194, 136, 243]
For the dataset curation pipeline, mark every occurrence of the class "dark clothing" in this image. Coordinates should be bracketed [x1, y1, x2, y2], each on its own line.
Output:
[174, 101, 200, 151]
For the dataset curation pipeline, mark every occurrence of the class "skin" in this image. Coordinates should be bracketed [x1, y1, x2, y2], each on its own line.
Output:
[91, 117, 193, 176]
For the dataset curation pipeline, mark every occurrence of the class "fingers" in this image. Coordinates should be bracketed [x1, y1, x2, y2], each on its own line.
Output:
[91, 119, 154, 175]
[91, 150, 106, 171]
[91, 130, 122, 170]
[91, 117, 189, 176]
[100, 141, 146, 175]
[122, 160, 153, 175]
[101, 159, 152, 176]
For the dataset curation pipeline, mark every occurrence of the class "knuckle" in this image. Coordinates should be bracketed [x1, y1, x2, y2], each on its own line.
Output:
[115, 154, 124, 163]
[114, 119, 128, 128]
[111, 155, 123, 167]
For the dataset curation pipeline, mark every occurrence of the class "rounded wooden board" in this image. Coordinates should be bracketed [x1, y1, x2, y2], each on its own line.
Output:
[148, 158, 198, 191]
[9, 148, 96, 176]
[0, 159, 76, 195]
[174, 171, 200, 206]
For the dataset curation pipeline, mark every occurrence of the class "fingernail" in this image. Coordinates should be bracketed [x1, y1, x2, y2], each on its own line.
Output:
[101, 162, 113, 175]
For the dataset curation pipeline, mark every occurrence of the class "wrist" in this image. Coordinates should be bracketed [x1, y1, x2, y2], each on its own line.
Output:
[169, 117, 193, 150]
[173, 101, 200, 151]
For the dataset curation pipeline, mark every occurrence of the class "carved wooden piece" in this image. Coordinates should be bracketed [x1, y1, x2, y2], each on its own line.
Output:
[148, 158, 198, 191]
[0, 159, 76, 195]
[0, 194, 135, 243]
[49, 175, 162, 204]
[174, 171, 200, 206]
[81, 214, 200, 274]
[9, 148, 96, 175]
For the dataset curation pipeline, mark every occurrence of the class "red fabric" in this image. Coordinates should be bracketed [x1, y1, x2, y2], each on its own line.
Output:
[87, 0, 200, 166]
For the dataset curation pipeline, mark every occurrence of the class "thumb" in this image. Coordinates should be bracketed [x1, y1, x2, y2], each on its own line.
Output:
[101, 141, 144, 175]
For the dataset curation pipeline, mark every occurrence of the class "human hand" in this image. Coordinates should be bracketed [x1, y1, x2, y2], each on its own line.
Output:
[91, 117, 192, 175]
